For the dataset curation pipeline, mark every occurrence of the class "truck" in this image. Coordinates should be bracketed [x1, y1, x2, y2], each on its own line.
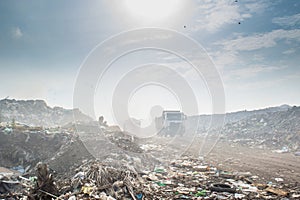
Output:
[155, 110, 186, 136]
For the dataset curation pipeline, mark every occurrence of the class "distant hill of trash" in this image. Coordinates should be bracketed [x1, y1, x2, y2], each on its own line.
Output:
[220, 106, 300, 151]
[0, 99, 92, 127]
[186, 104, 300, 151]
[187, 104, 292, 131]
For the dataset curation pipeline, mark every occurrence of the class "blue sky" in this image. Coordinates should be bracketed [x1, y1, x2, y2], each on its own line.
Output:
[0, 0, 300, 122]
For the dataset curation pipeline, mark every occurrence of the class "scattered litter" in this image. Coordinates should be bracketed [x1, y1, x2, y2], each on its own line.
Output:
[210, 183, 236, 193]
[275, 177, 284, 182]
[0, 154, 298, 199]
[0, 113, 299, 199]
[195, 189, 206, 197]
[273, 146, 289, 153]
[294, 151, 300, 156]
[265, 187, 288, 196]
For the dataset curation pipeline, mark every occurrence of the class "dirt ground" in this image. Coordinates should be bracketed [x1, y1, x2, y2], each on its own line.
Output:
[197, 137, 300, 185]
[135, 135, 300, 186]
[1, 128, 299, 188]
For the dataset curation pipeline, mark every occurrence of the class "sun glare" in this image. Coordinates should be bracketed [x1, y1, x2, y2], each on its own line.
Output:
[125, 0, 182, 23]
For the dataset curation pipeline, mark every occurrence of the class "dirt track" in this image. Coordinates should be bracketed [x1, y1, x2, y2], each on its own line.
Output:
[142, 135, 300, 186]
[201, 138, 300, 185]
[141, 135, 298, 187]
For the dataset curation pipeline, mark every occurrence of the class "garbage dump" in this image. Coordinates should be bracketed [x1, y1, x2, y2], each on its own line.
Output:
[1, 156, 299, 199]
[217, 106, 300, 152]
[0, 109, 300, 199]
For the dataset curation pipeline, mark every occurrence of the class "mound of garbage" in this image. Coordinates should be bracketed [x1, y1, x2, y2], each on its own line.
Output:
[0, 99, 92, 127]
[219, 106, 300, 151]
[1, 156, 299, 199]
[1, 114, 300, 199]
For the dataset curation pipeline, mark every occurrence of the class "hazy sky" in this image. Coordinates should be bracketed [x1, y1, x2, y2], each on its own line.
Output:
[0, 0, 300, 123]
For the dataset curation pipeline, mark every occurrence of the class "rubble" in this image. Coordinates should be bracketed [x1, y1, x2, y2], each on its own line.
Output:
[265, 187, 288, 197]
[0, 98, 92, 127]
[0, 112, 299, 199]
[294, 152, 300, 156]
[29, 162, 59, 200]
[1, 156, 299, 199]
[0, 167, 23, 198]
[217, 106, 300, 152]
[104, 131, 143, 153]
[0, 127, 93, 175]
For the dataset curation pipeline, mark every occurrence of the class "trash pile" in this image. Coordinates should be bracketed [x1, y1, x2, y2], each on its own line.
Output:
[0, 99, 92, 127]
[0, 126, 97, 176]
[1, 113, 299, 199]
[0, 167, 23, 198]
[0, 130, 70, 169]
[104, 131, 143, 153]
[1, 156, 299, 199]
[219, 106, 300, 152]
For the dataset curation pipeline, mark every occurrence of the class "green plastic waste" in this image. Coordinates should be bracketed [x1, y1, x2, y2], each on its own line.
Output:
[195, 190, 206, 197]
[155, 181, 166, 186]
[154, 168, 165, 173]
[29, 176, 37, 182]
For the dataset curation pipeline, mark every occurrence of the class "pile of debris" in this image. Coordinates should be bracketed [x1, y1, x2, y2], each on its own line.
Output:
[219, 106, 300, 152]
[1, 156, 299, 199]
[0, 98, 92, 127]
[0, 167, 23, 198]
[0, 130, 71, 169]
[104, 131, 143, 154]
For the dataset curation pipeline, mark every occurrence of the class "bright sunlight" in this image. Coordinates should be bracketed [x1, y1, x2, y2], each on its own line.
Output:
[125, 0, 182, 23]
